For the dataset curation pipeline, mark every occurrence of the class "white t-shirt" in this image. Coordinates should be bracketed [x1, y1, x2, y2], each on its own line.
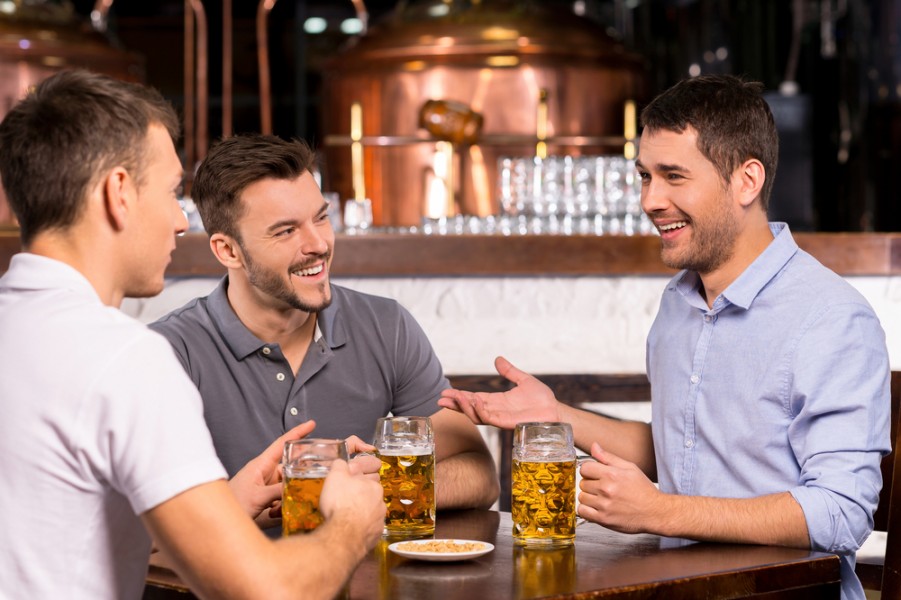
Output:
[0, 253, 227, 599]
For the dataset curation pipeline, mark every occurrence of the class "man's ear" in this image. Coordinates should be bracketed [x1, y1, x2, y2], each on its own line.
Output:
[102, 167, 134, 231]
[210, 232, 245, 270]
[735, 158, 766, 209]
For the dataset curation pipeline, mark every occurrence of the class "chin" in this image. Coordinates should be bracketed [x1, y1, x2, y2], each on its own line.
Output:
[126, 281, 166, 300]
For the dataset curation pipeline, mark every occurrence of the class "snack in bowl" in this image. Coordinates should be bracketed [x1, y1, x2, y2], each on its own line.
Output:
[395, 540, 485, 553]
[388, 539, 495, 562]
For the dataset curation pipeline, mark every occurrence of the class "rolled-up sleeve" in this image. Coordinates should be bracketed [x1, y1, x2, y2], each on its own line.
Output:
[787, 302, 890, 554]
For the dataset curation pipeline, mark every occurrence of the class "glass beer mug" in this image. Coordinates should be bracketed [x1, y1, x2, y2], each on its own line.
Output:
[373, 416, 436, 536]
[511, 422, 581, 547]
[282, 438, 348, 536]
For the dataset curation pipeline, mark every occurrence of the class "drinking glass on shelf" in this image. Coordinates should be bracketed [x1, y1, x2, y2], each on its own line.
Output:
[343, 198, 373, 235]
[323, 191, 343, 233]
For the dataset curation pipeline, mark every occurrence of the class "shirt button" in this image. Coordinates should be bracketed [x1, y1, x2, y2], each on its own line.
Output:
[276, 373, 286, 382]
[289, 407, 298, 416]
[704, 315, 712, 322]
[262, 347, 271, 355]
[685, 439, 694, 448]
[690, 374, 699, 384]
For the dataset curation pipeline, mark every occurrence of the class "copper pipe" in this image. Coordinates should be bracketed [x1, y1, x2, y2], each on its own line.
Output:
[350, 102, 365, 201]
[222, 0, 232, 138]
[90, 0, 114, 32]
[623, 99, 636, 159]
[184, 0, 196, 181]
[256, 0, 277, 134]
[191, 0, 209, 163]
[350, 0, 369, 34]
[535, 88, 548, 159]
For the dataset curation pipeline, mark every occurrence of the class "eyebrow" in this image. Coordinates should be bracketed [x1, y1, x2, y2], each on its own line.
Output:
[266, 219, 299, 234]
[264, 202, 330, 234]
[635, 159, 690, 174]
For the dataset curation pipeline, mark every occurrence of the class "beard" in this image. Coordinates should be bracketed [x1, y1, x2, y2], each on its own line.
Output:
[242, 245, 332, 313]
[659, 195, 740, 275]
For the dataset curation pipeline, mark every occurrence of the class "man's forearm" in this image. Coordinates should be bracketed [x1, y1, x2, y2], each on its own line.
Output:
[650, 491, 810, 548]
[288, 511, 374, 600]
[560, 403, 657, 479]
[435, 450, 500, 509]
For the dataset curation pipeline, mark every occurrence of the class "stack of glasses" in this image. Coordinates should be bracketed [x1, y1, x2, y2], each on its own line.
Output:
[496, 155, 654, 236]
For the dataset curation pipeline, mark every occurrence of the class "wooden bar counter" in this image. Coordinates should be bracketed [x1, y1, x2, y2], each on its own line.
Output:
[2, 229, 901, 277]
[145, 509, 840, 599]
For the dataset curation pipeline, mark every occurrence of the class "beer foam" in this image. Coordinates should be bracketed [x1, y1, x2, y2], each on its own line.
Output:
[378, 445, 432, 456]
[284, 465, 331, 478]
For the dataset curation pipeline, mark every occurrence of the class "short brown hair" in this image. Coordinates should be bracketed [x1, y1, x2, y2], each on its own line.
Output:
[191, 134, 318, 240]
[0, 69, 180, 246]
[640, 75, 779, 211]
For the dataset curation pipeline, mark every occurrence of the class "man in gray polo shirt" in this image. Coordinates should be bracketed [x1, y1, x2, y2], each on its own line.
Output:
[150, 134, 499, 517]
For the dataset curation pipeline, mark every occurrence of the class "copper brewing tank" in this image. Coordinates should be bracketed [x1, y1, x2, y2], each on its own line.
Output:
[321, 0, 647, 228]
[0, 1, 143, 226]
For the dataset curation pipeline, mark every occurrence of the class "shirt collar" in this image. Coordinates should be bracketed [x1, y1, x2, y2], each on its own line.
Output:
[1, 252, 102, 303]
[206, 276, 346, 360]
[672, 222, 798, 312]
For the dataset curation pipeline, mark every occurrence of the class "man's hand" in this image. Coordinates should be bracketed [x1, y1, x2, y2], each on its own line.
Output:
[577, 442, 663, 534]
[228, 420, 316, 520]
[345, 435, 381, 481]
[438, 356, 561, 429]
[319, 459, 386, 548]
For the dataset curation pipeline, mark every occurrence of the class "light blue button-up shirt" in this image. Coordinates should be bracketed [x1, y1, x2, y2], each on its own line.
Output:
[646, 223, 891, 600]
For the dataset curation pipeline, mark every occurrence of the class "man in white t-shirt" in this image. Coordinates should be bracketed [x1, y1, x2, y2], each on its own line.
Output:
[0, 69, 385, 599]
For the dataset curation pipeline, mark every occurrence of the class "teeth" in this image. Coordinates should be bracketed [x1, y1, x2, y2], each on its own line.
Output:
[293, 264, 324, 277]
[658, 221, 687, 232]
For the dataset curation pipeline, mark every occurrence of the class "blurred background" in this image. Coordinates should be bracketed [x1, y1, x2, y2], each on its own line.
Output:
[2, 0, 900, 232]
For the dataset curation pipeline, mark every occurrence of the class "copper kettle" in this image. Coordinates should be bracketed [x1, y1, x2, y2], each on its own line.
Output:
[320, 0, 647, 227]
[0, 0, 143, 226]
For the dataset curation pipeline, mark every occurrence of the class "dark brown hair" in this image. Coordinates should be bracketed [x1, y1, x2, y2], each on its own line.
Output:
[0, 69, 180, 246]
[191, 134, 317, 240]
[640, 75, 779, 211]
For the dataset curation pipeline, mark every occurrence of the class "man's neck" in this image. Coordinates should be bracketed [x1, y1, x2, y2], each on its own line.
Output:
[27, 227, 123, 307]
[698, 220, 774, 308]
[225, 275, 319, 372]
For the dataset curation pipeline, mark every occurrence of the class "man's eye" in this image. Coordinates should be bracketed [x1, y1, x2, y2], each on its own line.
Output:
[276, 228, 295, 237]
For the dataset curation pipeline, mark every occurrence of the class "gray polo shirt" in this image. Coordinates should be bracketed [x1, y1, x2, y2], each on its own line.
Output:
[150, 278, 448, 476]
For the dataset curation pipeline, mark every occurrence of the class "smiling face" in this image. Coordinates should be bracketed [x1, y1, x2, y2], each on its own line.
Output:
[636, 126, 742, 276]
[231, 172, 335, 313]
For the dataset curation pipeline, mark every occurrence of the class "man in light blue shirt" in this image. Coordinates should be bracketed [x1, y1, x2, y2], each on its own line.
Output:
[439, 75, 890, 600]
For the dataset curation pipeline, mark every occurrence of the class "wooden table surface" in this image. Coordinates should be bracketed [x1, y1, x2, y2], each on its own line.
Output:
[145, 509, 840, 599]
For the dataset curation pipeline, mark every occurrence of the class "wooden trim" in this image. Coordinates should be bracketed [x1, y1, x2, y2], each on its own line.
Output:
[3, 230, 901, 277]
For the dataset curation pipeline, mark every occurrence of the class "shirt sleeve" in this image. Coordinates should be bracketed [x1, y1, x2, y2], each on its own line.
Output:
[787, 301, 891, 554]
[388, 303, 450, 418]
[74, 330, 227, 516]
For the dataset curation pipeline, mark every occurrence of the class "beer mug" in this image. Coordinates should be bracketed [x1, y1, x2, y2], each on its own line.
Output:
[511, 422, 581, 547]
[373, 416, 436, 536]
[282, 438, 348, 536]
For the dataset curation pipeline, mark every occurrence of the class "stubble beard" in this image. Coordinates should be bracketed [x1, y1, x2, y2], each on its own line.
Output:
[243, 245, 332, 313]
[659, 197, 740, 275]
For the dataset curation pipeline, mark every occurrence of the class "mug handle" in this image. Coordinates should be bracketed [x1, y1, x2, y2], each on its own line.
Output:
[575, 456, 598, 527]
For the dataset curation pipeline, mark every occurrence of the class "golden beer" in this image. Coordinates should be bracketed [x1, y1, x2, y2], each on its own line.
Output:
[282, 475, 326, 536]
[377, 449, 436, 535]
[511, 458, 577, 546]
